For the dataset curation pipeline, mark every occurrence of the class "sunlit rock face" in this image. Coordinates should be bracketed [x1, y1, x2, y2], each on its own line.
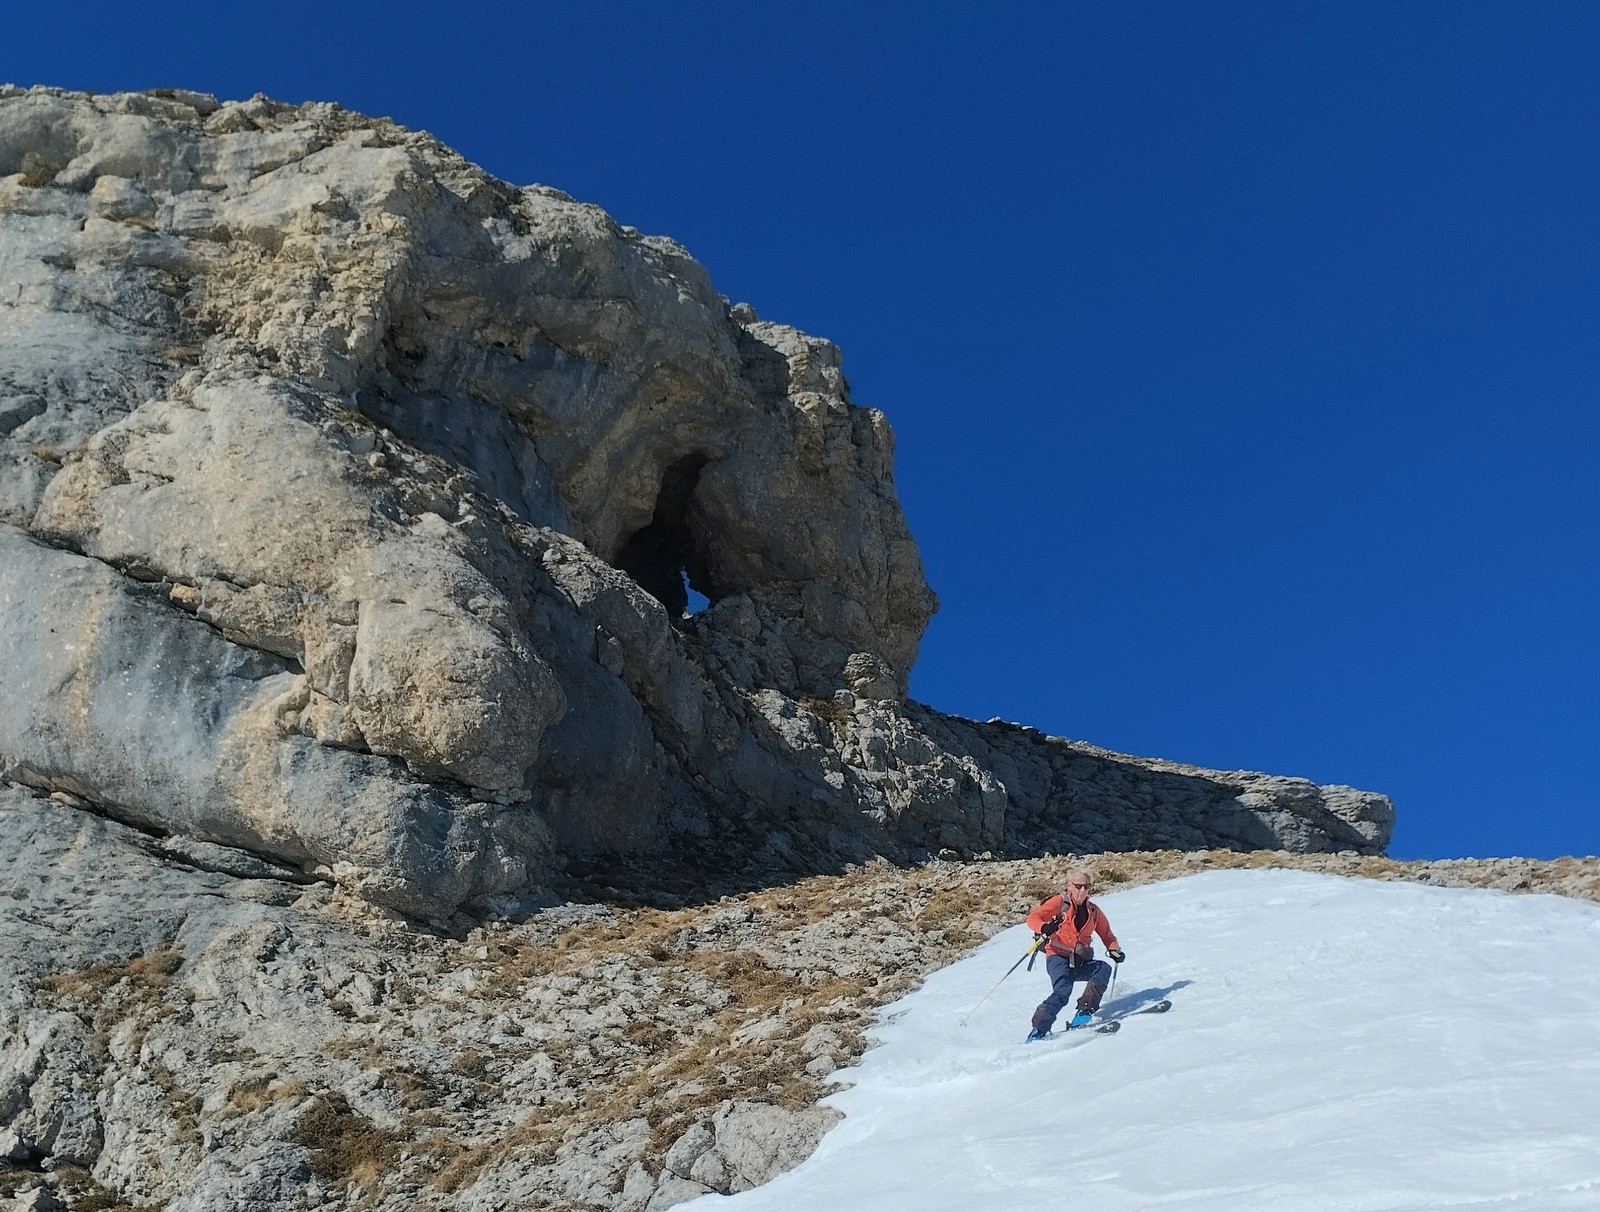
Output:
[0, 86, 1392, 920]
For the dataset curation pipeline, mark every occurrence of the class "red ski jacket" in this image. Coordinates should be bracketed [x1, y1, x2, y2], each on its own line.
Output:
[1026, 894, 1119, 964]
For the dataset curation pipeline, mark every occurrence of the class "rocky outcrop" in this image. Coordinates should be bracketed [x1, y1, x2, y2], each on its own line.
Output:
[0, 780, 860, 1212]
[0, 777, 1588, 1212]
[913, 710, 1393, 855]
[0, 84, 1393, 928]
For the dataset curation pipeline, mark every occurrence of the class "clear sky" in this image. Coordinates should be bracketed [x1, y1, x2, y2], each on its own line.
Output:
[6, 2, 1595, 860]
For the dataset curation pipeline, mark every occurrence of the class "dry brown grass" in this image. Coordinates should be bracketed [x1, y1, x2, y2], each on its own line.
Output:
[38, 943, 184, 1003]
[423, 1108, 568, 1194]
[290, 1091, 405, 1188]
[37, 943, 189, 1063]
[228, 1075, 312, 1114]
[34, 944, 211, 1168]
[313, 1036, 436, 1111]
[145, 1058, 205, 1147]
[797, 695, 852, 733]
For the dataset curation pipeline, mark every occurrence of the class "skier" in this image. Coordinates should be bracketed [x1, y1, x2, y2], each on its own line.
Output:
[1024, 869, 1125, 1040]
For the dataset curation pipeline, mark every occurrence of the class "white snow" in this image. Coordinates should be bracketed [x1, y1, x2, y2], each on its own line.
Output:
[685, 869, 1600, 1211]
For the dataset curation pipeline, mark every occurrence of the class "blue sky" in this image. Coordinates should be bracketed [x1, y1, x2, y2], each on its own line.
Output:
[6, 2, 1595, 859]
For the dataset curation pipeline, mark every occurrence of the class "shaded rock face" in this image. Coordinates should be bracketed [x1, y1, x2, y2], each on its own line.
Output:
[0, 86, 1393, 925]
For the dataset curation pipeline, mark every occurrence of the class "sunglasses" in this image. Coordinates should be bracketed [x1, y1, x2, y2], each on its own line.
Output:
[1068, 882, 1090, 890]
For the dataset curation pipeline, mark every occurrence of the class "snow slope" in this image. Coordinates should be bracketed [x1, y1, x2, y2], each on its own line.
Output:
[687, 870, 1600, 1211]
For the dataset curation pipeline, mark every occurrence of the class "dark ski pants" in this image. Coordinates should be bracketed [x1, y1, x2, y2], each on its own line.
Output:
[1032, 955, 1111, 1033]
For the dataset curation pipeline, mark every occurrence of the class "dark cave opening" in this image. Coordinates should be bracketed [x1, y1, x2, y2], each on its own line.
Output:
[614, 453, 716, 618]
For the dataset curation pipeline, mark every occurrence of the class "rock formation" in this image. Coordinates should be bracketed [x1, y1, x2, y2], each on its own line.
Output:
[0, 85, 1393, 929]
[0, 85, 1402, 1209]
[0, 780, 850, 1211]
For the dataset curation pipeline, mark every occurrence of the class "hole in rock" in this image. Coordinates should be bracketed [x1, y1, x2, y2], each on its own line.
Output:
[614, 453, 717, 618]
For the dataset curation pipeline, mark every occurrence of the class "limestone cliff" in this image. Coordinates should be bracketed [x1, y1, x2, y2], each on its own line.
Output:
[0, 86, 1393, 926]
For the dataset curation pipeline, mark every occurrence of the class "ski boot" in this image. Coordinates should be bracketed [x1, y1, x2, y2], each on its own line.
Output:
[1069, 982, 1104, 1028]
[1025, 1006, 1054, 1042]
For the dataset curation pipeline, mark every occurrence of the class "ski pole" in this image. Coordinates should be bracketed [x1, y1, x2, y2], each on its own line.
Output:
[960, 936, 1044, 1026]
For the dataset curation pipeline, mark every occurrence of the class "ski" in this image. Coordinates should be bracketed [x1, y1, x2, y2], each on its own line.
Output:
[1089, 998, 1172, 1029]
[1027, 998, 1172, 1043]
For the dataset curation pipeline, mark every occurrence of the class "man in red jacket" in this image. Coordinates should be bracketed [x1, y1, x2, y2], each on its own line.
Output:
[1024, 869, 1126, 1040]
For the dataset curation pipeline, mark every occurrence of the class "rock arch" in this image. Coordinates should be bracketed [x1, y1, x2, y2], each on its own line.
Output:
[613, 452, 717, 617]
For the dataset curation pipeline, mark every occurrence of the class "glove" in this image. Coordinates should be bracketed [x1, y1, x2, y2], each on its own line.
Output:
[1043, 915, 1063, 935]
[1107, 948, 1126, 964]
